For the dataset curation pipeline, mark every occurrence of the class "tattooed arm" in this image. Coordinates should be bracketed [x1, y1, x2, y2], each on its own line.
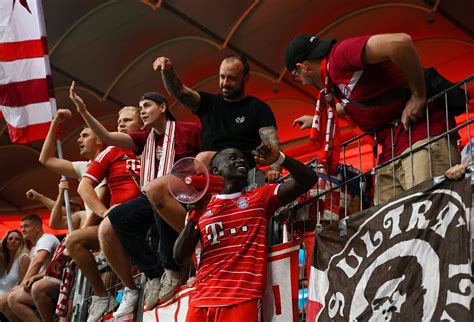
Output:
[258, 126, 282, 181]
[153, 57, 201, 112]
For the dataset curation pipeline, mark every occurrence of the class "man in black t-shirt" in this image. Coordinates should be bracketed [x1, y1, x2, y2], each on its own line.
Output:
[153, 55, 280, 172]
[140, 55, 282, 302]
[196, 92, 276, 168]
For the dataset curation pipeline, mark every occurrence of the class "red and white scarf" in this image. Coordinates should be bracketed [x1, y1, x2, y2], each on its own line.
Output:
[55, 260, 77, 317]
[310, 57, 341, 174]
[139, 120, 176, 190]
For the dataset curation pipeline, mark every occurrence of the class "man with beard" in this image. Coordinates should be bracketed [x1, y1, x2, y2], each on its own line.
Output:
[142, 55, 282, 253]
[153, 55, 281, 178]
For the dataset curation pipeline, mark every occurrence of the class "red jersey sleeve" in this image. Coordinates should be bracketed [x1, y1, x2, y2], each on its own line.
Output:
[83, 146, 114, 185]
[128, 130, 149, 155]
[259, 184, 282, 218]
[331, 35, 371, 71]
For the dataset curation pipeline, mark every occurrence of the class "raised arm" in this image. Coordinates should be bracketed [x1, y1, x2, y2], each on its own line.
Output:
[49, 179, 69, 230]
[153, 57, 201, 112]
[26, 189, 56, 211]
[363, 33, 426, 130]
[39, 109, 78, 178]
[254, 145, 318, 205]
[69, 81, 137, 150]
[258, 126, 282, 181]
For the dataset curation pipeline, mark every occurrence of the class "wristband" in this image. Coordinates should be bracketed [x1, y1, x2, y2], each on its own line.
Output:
[274, 151, 286, 166]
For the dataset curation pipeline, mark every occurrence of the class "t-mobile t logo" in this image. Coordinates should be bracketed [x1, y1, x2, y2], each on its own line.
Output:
[205, 221, 224, 245]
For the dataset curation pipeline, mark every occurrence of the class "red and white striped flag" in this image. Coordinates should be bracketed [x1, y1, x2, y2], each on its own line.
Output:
[0, 0, 55, 143]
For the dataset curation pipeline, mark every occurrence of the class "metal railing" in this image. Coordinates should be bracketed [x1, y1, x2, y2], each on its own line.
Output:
[278, 73, 473, 321]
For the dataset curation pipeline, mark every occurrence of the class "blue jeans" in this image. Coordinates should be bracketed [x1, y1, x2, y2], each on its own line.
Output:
[108, 195, 179, 279]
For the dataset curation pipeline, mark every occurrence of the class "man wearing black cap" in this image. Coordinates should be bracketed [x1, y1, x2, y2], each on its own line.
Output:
[285, 33, 459, 204]
[74, 90, 201, 317]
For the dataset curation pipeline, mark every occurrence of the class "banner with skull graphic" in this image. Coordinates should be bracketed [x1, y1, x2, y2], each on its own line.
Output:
[306, 177, 473, 321]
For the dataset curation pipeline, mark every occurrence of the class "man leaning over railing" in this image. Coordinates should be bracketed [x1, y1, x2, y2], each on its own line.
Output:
[285, 33, 461, 205]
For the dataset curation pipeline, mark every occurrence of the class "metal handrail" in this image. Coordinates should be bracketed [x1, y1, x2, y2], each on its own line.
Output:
[280, 73, 474, 208]
[426, 74, 473, 103]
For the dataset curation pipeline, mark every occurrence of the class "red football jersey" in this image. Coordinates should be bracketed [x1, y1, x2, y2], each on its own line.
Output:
[191, 184, 281, 307]
[84, 146, 141, 206]
[328, 35, 457, 163]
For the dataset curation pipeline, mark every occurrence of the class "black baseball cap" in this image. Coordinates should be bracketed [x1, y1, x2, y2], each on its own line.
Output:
[285, 34, 336, 71]
[139, 92, 176, 121]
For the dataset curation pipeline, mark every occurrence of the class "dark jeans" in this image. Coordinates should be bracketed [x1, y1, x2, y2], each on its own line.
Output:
[108, 195, 179, 279]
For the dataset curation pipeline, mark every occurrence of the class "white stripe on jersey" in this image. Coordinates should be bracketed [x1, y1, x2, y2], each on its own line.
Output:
[347, 70, 364, 92]
[203, 242, 266, 256]
[201, 286, 260, 292]
[202, 246, 266, 260]
[199, 258, 264, 271]
[95, 146, 113, 163]
[194, 296, 253, 302]
[199, 207, 267, 224]
[200, 252, 265, 264]
[219, 270, 263, 277]
[213, 217, 268, 228]
[82, 173, 100, 184]
[212, 278, 262, 286]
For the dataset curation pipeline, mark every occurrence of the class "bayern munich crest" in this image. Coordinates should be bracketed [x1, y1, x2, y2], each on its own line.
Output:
[236, 197, 249, 209]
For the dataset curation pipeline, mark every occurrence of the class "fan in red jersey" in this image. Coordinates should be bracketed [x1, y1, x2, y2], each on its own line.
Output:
[174, 145, 318, 322]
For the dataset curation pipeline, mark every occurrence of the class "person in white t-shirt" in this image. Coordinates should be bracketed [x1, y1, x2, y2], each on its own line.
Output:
[39, 109, 109, 225]
[3, 215, 59, 322]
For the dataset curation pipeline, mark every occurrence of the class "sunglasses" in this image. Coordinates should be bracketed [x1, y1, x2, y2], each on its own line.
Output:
[291, 67, 302, 83]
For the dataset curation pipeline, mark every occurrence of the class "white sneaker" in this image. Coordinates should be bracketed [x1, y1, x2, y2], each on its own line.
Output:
[158, 269, 181, 302]
[113, 287, 139, 318]
[144, 277, 161, 310]
[87, 295, 114, 322]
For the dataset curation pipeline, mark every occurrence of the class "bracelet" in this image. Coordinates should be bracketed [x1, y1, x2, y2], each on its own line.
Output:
[274, 151, 286, 166]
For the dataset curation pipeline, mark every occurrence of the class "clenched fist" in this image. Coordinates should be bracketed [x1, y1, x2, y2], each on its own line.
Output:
[53, 109, 72, 124]
[26, 189, 39, 200]
[253, 144, 280, 166]
[153, 57, 173, 72]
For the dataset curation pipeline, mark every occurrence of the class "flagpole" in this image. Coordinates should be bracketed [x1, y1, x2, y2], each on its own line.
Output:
[56, 140, 74, 232]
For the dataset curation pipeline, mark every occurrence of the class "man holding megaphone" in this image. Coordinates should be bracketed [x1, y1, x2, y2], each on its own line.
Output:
[174, 145, 318, 322]
[75, 91, 202, 315]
